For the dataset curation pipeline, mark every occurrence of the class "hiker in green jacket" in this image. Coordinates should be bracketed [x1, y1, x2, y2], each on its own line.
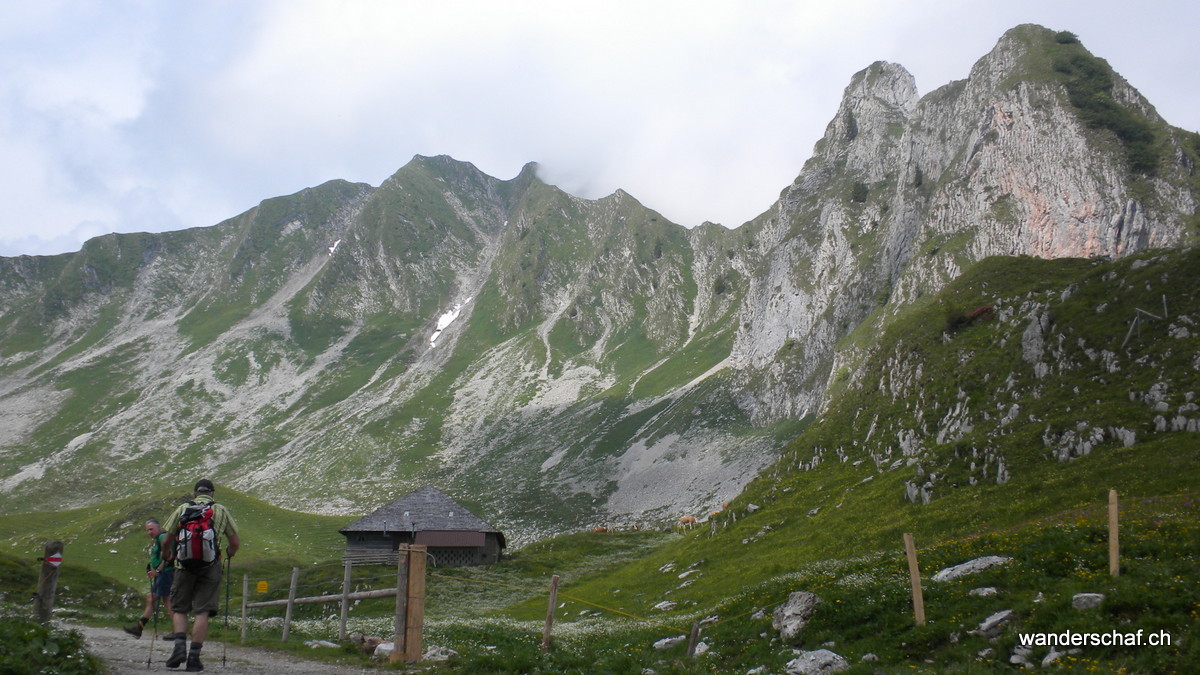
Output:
[162, 479, 240, 671]
[122, 518, 175, 638]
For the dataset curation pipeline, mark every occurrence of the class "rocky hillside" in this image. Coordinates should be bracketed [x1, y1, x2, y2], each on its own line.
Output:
[729, 25, 1197, 423]
[753, 248, 1200, 514]
[0, 25, 1196, 537]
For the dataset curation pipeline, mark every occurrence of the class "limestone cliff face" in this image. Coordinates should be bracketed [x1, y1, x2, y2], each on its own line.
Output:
[729, 25, 1196, 423]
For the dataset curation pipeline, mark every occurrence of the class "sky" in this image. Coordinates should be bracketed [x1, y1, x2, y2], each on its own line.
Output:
[1, 1, 1197, 258]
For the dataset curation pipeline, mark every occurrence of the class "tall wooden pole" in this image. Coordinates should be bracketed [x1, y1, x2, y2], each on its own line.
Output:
[1108, 489, 1120, 576]
[404, 545, 427, 664]
[282, 567, 299, 642]
[541, 575, 560, 651]
[241, 574, 249, 641]
[34, 541, 64, 625]
[339, 560, 353, 641]
[391, 547, 410, 663]
[903, 533, 926, 625]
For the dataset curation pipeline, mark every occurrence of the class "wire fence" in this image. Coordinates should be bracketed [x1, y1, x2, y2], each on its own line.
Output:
[226, 491, 1196, 662]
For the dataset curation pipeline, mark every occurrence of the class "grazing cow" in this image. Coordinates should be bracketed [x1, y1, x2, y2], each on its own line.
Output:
[678, 515, 698, 530]
[591, 526, 608, 534]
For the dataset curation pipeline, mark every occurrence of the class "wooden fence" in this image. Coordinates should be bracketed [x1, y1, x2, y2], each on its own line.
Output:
[901, 489, 1125, 624]
[243, 544, 427, 663]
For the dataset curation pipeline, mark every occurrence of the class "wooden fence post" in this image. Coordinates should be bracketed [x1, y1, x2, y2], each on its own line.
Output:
[241, 573, 249, 641]
[1108, 489, 1120, 577]
[686, 621, 701, 658]
[34, 541, 64, 625]
[339, 560, 352, 641]
[541, 575, 560, 651]
[281, 567, 299, 642]
[391, 546, 410, 663]
[403, 545, 427, 664]
[903, 533, 926, 626]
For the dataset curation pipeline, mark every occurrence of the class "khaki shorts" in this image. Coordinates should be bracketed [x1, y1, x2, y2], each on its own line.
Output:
[170, 562, 222, 616]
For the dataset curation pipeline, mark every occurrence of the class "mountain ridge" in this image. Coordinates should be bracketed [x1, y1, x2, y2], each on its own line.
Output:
[1, 25, 1196, 539]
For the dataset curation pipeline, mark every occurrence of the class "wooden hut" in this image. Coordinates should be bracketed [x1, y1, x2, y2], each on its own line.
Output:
[339, 485, 506, 567]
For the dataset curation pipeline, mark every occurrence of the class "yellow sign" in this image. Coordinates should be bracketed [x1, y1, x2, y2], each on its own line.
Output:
[257, 581, 268, 593]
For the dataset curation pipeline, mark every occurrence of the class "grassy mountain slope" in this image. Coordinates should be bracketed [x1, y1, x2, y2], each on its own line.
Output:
[486, 250, 1199, 671]
[4, 251, 1194, 672]
[0, 487, 346, 588]
[0, 154, 798, 536]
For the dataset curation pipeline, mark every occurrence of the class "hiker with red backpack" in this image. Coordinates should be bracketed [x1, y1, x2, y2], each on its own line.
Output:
[162, 479, 240, 671]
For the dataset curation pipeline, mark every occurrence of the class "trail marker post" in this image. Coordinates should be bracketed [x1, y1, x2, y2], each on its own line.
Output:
[34, 541, 64, 625]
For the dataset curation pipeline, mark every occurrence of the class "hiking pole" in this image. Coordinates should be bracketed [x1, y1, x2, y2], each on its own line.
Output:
[146, 578, 157, 668]
[223, 556, 232, 668]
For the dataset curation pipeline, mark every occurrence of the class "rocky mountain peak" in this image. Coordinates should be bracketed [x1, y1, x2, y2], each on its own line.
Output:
[846, 61, 918, 113]
[728, 24, 1196, 425]
[966, 23, 1051, 86]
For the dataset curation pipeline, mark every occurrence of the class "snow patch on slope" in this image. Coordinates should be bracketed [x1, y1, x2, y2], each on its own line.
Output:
[430, 297, 471, 347]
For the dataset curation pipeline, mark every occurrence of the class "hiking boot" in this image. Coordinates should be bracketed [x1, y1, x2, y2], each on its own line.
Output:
[121, 622, 143, 638]
[185, 652, 204, 671]
[165, 642, 187, 668]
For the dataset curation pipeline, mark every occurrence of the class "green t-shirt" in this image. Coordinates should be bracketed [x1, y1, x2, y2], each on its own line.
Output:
[148, 532, 168, 570]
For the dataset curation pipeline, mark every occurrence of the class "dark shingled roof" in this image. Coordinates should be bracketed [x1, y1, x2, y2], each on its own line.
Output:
[340, 485, 503, 539]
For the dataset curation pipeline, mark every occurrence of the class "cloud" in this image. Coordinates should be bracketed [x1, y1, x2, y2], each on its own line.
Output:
[0, 2, 159, 254]
[0, 0, 1197, 257]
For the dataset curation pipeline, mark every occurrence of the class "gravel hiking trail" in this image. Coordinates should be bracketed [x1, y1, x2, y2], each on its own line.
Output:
[69, 624, 374, 674]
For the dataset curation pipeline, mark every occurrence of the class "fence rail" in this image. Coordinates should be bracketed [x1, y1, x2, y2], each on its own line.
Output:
[241, 545, 427, 663]
[246, 586, 400, 608]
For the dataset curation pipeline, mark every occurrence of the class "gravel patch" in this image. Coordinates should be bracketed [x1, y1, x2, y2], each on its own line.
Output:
[68, 623, 372, 674]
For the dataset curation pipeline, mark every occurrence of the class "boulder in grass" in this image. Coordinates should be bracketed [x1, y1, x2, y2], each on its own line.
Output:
[653, 635, 687, 650]
[422, 645, 460, 661]
[784, 649, 849, 674]
[1072, 593, 1104, 610]
[932, 556, 1012, 582]
[972, 609, 1014, 639]
[772, 591, 822, 641]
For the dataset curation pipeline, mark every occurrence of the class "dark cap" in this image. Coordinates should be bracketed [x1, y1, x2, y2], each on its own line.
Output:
[194, 479, 215, 494]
